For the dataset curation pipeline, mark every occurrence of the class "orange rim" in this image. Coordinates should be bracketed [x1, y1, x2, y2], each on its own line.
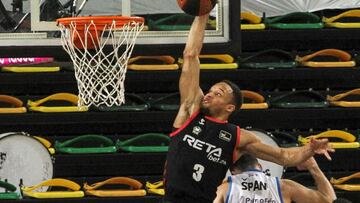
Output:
[57, 16, 144, 30]
[57, 16, 144, 49]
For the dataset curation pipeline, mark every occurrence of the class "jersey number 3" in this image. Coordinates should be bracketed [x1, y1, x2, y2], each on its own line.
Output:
[192, 164, 205, 182]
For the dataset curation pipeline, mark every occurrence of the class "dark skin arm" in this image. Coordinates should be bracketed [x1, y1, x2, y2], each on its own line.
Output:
[173, 14, 209, 128]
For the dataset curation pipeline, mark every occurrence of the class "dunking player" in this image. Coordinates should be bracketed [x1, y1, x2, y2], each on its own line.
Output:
[162, 13, 334, 203]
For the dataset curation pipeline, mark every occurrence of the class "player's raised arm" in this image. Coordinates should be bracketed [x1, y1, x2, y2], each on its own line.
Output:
[239, 129, 334, 167]
[281, 157, 336, 203]
[173, 14, 209, 128]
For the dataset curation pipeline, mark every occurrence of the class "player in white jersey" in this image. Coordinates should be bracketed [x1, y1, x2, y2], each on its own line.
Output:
[213, 154, 336, 203]
[225, 169, 282, 203]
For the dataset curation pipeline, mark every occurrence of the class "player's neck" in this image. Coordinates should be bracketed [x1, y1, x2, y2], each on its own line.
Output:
[205, 113, 229, 123]
[245, 168, 262, 172]
[200, 107, 230, 122]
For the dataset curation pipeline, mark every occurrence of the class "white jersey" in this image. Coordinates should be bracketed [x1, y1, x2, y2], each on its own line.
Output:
[226, 170, 283, 203]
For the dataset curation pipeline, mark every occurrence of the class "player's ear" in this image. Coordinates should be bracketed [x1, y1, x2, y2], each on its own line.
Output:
[225, 103, 235, 113]
[256, 163, 263, 171]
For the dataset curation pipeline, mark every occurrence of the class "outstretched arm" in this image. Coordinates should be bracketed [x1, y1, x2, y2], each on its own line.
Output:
[281, 157, 336, 203]
[173, 14, 209, 128]
[239, 129, 334, 167]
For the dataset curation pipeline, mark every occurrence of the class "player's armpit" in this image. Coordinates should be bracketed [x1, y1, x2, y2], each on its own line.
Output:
[239, 129, 284, 165]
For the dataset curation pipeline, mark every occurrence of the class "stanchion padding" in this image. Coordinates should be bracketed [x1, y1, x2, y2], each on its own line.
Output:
[21, 178, 84, 198]
[270, 90, 328, 108]
[55, 134, 117, 154]
[116, 133, 170, 152]
[84, 177, 146, 197]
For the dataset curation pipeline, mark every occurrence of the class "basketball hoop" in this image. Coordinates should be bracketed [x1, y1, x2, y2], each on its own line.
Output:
[57, 16, 144, 107]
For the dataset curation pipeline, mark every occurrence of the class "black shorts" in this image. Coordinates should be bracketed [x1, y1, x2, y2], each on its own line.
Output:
[159, 200, 174, 203]
[163, 187, 212, 203]
[161, 198, 211, 203]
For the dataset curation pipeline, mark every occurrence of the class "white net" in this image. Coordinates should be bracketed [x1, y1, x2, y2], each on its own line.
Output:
[58, 18, 144, 107]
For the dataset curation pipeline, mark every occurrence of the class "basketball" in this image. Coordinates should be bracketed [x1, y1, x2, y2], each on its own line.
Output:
[177, 0, 217, 16]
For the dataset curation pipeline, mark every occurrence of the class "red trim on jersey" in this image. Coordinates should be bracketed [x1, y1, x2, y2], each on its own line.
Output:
[204, 115, 228, 123]
[163, 161, 167, 186]
[169, 111, 200, 137]
[232, 126, 241, 163]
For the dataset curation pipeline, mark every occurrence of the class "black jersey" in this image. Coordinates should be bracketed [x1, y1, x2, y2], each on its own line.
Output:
[164, 111, 240, 203]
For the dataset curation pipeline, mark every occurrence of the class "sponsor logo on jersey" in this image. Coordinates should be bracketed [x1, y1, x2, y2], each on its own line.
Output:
[263, 169, 271, 176]
[219, 130, 232, 142]
[241, 180, 267, 191]
[183, 134, 227, 165]
[192, 126, 202, 135]
[239, 196, 276, 203]
[199, 118, 205, 125]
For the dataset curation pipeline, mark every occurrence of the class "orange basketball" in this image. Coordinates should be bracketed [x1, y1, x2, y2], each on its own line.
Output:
[177, 0, 217, 16]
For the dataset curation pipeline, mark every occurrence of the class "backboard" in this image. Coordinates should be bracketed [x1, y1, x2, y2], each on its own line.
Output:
[0, 0, 233, 48]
